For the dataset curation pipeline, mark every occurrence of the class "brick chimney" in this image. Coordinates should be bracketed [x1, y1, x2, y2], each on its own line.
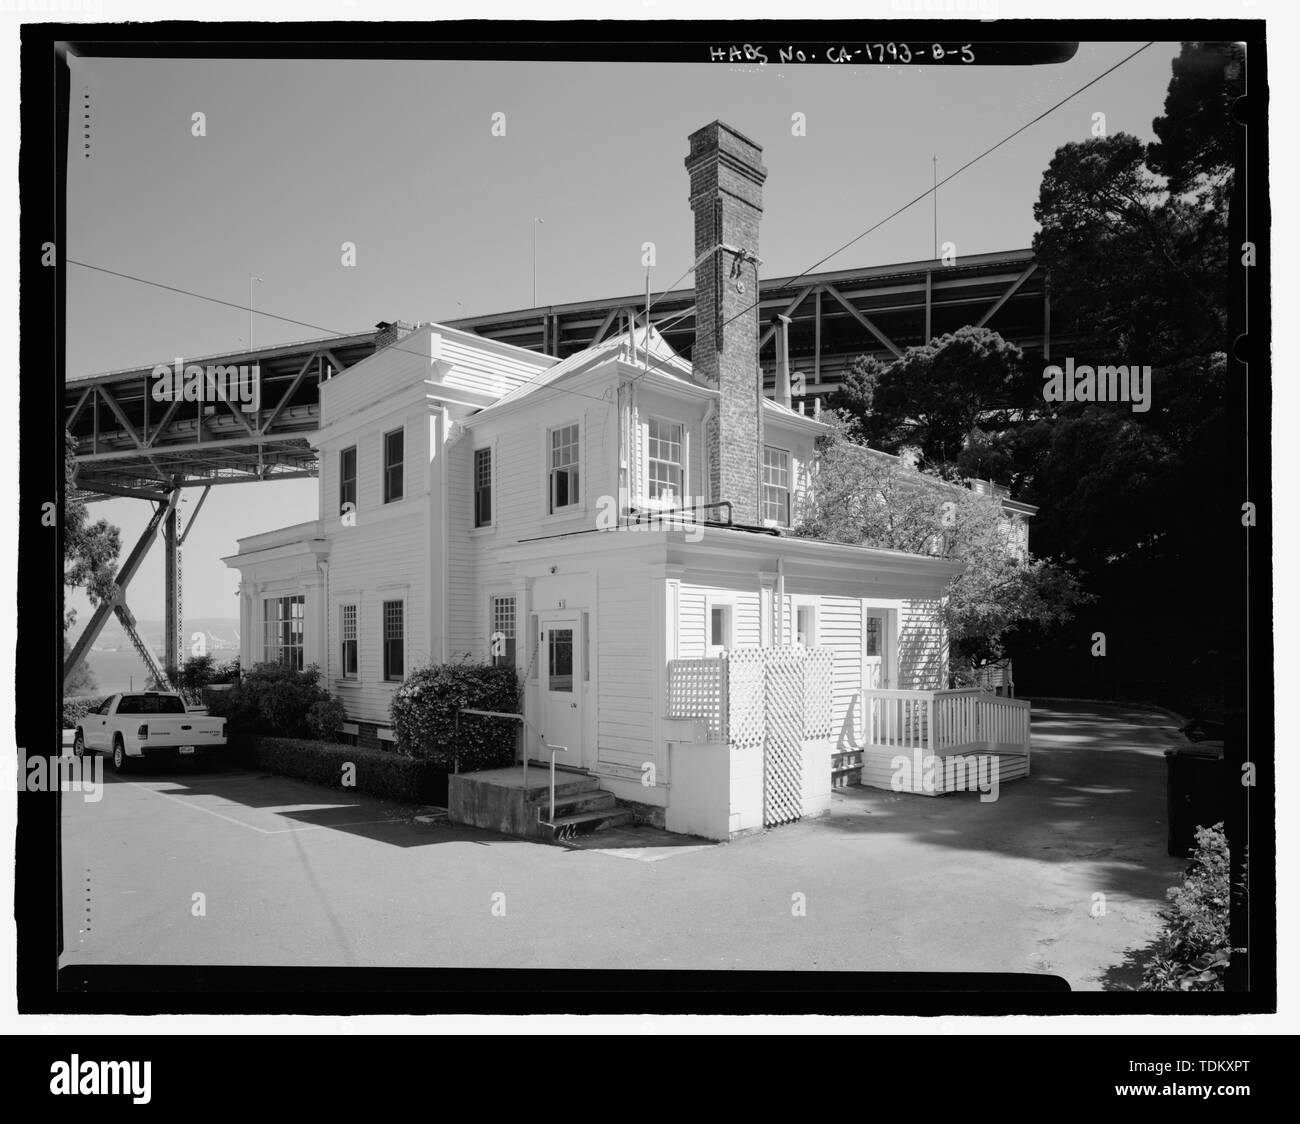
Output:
[374, 320, 417, 350]
[686, 121, 767, 525]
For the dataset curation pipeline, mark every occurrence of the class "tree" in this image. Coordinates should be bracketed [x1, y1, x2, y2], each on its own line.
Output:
[64, 429, 121, 632]
[796, 419, 1087, 672]
[1032, 133, 1227, 364]
[63, 636, 97, 694]
[1147, 41, 1244, 199]
[824, 353, 887, 431]
[831, 327, 1028, 479]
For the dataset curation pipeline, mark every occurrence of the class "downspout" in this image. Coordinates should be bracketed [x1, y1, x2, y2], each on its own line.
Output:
[702, 397, 718, 508]
[316, 559, 330, 677]
[439, 408, 450, 661]
[431, 405, 450, 662]
[776, 554, 786, 647]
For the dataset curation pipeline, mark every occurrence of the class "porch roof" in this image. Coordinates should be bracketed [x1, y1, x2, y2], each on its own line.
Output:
[498, 522, 964, 585]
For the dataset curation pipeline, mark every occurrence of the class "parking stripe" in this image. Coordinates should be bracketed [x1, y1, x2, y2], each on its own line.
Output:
[124, 780, 392, 836]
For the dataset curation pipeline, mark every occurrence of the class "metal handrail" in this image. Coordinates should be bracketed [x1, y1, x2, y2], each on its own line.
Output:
[538, 743, 569, 829]
[455, 707, 537, 788]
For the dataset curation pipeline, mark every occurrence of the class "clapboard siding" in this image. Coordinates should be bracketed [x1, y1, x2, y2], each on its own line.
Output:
[323, 325, 553, 424]
[445, 435, 481, 659]
[326, 508, 430, 724]
[818, 596, 863, 748]
[898, 596, 946, 689]
[677, 587, 708, 658]
[597, 571, 653, 761]
[437, 332, 555, 399]
[323, 339, 431, 422]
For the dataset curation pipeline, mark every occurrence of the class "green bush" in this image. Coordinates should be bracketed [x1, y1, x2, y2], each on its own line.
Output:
[1141, 823, 1244, 991]
[62, 695, 108, 729]
[306, 696, 347, 741]
[389, 660, 521, 771]
[208, 662, 343, 739]
[254, 736, 443, 803]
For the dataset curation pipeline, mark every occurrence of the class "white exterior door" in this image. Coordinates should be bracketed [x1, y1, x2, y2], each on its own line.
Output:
[864, 610, 889, 689]
[539, 612, 584, 770]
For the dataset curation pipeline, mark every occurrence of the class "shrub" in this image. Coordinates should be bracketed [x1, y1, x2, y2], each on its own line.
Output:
[208, 662, 343, 739]
[62, 694, 108, 729]
[390, 660, 521, 771]
[1141, 823, 1245, 991]
[254, 737, 444, 804]
[306, 696, 347, 741]
[213, 657, 241, 683]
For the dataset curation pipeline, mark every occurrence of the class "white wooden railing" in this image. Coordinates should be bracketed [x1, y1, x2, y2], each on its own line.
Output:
[861, 687, 1031, 759]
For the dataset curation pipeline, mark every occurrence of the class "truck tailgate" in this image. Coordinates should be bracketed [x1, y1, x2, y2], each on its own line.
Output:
[139, 717, 226, 746]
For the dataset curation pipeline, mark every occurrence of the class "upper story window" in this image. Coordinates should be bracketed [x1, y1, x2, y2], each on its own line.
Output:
[474, 447, 492, 528]
[339, 446, 357, 517]
[762, 446, 791, 526]
[383, 427, 404, 503]
[647, 417, 684, 505]
[549, 423, 580, 513]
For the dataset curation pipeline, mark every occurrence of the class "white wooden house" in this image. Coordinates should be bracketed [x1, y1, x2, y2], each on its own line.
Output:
[224, 121, 1033, 838]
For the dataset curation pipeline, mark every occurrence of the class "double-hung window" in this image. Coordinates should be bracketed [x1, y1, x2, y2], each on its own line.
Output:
[549, 424, 580, 513]
[339, 446, 357, 517]
[762, 446, 791, 526]
[340, 604, 358, 678]
[382, 600, 404, 681]
[474, 447, 493, 527]
[383, 428, 404, 504]
[647, 417, 684, 506]
[491, 595, 517, 667]
[263, 595, 305, 670]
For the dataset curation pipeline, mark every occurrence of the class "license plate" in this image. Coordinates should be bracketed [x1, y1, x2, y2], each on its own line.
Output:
[178, 746, 195, 755]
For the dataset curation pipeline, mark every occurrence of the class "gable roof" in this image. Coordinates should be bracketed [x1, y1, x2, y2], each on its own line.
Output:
[478, 322, 698, 413]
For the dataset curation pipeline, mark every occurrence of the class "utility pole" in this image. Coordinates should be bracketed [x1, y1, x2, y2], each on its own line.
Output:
[532, 218, 544, 306]
[249, 276, 263, 349]
[932, 156, 938, 260]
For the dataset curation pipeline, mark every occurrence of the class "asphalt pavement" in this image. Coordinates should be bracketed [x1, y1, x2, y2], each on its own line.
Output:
[60, 700, 1188, 987]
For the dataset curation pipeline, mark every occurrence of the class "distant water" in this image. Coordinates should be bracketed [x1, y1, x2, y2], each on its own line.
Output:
[76, 650, 165, 695]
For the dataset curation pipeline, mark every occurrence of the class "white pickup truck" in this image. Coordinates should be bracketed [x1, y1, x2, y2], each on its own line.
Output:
[72, 691, 227, 771]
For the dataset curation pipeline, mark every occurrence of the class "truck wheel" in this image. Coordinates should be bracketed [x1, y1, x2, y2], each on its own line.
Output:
[73, 730, 85, 758]
[111, 736, 129, 773]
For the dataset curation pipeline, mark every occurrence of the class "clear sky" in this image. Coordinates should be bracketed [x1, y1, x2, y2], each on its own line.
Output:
[64, 41, 1183, 625]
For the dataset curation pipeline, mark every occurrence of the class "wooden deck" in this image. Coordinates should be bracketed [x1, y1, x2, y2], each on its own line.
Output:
[857, 688, 1032, 796]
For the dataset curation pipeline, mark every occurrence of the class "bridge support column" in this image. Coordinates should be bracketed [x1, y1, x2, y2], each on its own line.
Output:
[164, 502, 179, 672]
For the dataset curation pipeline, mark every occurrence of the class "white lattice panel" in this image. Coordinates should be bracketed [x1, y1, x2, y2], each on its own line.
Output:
[803, 647, 834, 741]
[666, 658, 727, 740]
[763, 649, 805, 827]
[726, 649, 767, 751]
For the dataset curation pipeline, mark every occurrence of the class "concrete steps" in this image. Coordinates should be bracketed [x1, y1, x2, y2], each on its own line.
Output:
[530, 775, 634, 841]
[448, 766, 632, 842]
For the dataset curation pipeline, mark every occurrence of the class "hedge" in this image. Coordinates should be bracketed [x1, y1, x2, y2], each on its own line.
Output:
[253, 736, 445, 804]
[389, 661, 521, 771]
[62, 695, 108, 729]
[208, 662, 345, 740]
